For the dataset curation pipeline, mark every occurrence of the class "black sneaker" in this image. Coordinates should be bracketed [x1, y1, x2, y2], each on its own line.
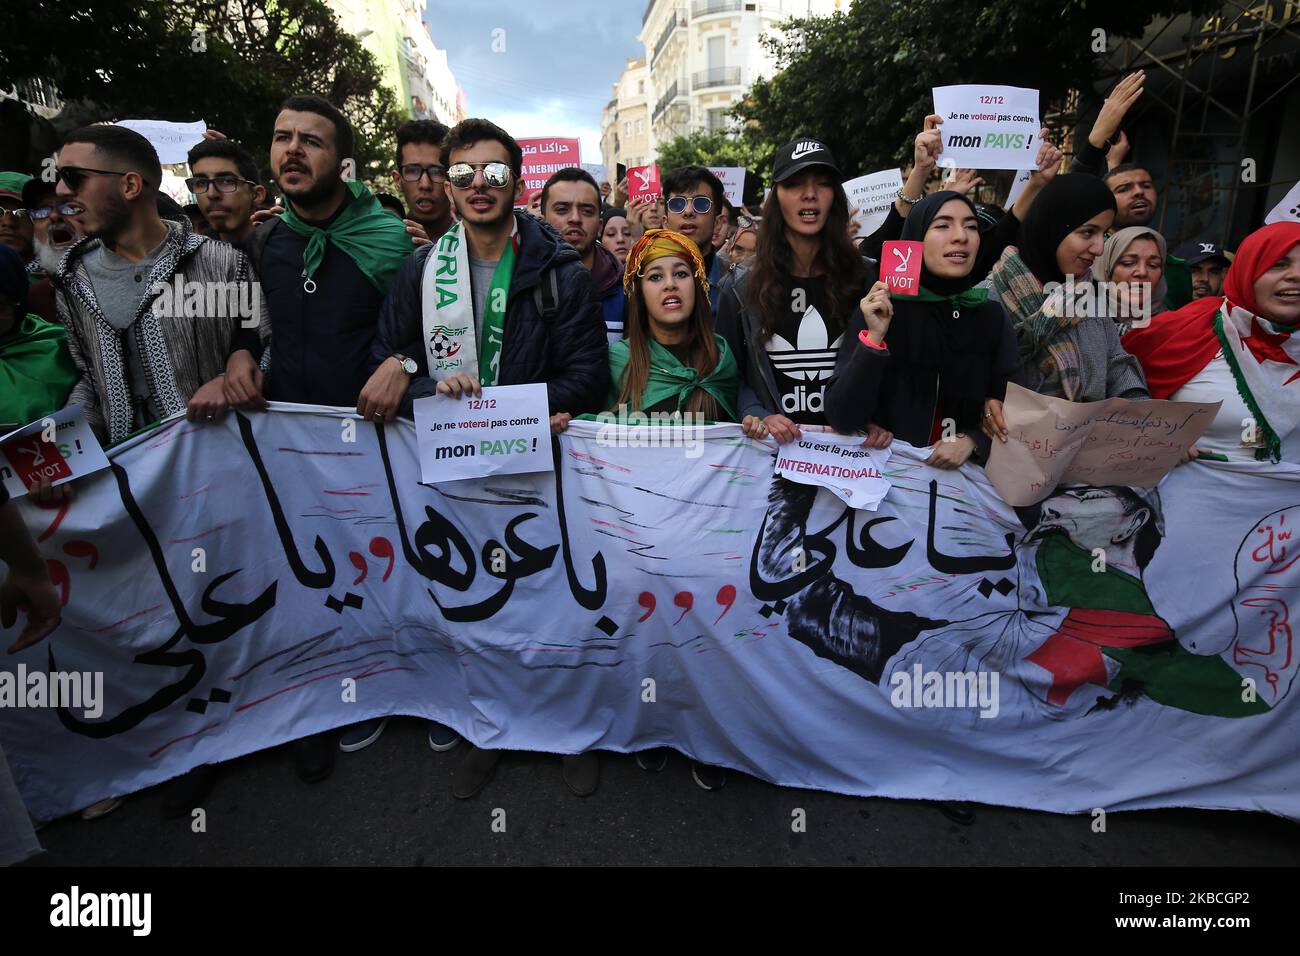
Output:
[561, 752, 600, 796]
[162, 763, 220, 819]
[291, 732, 336, 784]
[634, 748, 669, 772]
[691, 762, 727, 791]
[452, 746, 502, 799]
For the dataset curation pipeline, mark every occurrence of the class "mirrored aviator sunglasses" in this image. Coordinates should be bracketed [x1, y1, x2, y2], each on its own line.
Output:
[446, 162, 512, 189]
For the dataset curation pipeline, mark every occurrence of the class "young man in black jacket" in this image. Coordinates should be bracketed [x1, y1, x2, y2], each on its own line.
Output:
[366, 118, 608, 798]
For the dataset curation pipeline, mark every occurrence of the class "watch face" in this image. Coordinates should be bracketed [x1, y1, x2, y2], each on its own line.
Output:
[401, 357, 418, 374]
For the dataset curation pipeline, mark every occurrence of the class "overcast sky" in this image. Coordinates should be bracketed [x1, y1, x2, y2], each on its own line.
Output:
[426, 3, 646, 164]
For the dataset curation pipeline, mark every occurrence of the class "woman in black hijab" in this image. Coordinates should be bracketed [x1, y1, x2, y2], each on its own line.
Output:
[825, 190, 1020, 468]
[987, 173, 1148, 413]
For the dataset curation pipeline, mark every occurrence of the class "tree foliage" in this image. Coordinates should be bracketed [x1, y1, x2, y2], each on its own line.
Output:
[731, 0, 1218, 179]
[0, 0, 405, 177]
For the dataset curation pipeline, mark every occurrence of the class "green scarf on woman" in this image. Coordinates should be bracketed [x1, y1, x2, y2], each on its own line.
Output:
[606, 334, 739, 421]
[0, 314, 77, 427]
[279, 180, 413, 294]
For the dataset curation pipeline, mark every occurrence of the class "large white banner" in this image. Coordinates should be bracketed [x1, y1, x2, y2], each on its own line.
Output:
[2, 406, 1298, 820]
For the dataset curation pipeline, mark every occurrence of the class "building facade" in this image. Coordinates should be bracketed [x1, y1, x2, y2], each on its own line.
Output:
[602, 58, 651, 175]
[325, 0, 465, 124]
[607, 0, 843, 165]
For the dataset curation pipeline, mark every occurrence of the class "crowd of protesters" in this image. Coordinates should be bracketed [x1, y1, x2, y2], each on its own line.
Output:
[1, 65, 1298, 859]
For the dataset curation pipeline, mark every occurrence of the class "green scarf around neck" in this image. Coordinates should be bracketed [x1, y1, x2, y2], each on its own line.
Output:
[607, 334, 739, 421]
[0, 314, 77, 427]
[911, 285, 989, 309]
[280, 179, 413, 294]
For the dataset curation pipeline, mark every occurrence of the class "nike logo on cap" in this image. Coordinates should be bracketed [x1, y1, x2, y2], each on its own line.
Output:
[790, 141, 823, 160]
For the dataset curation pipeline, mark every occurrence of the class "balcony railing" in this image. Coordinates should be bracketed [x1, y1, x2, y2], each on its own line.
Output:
[652, 12, 680, 63]
[652, 81, 684, 122]
[692, 0, 742, 17]
[692, 66, 741, 90]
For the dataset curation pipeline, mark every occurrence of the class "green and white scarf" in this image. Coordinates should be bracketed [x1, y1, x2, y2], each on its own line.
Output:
[421, 219, 517, 385]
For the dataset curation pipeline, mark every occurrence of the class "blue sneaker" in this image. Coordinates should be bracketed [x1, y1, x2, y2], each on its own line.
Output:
[338, 717, 389, 753]
[427, 721, 462, 752]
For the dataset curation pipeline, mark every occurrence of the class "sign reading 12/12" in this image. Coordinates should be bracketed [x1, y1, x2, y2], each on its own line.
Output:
[414, 383, 553, 483]
[931, 85, 1041, 170]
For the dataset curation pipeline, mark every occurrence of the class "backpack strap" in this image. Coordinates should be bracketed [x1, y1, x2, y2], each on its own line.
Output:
[532, 266, 561, 322]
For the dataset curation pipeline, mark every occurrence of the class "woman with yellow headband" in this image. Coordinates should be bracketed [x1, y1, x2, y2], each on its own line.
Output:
[554, 229, 768, 442]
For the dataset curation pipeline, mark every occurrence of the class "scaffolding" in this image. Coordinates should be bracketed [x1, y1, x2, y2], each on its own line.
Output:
[1059, 1, 1300, 245]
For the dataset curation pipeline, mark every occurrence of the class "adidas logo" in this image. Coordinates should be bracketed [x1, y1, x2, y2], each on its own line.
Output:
[767, 305, 842, 388]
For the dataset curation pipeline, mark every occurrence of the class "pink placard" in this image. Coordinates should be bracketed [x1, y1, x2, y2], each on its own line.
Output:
[881, 240, 924, 296]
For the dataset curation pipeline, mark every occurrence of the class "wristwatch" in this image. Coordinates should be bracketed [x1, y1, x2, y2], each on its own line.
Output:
[391, 353, 418, 375]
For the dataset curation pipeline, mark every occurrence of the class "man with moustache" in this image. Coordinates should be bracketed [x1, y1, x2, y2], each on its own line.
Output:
[1173, 236, 1232, 301]
[185, 138, 266, 245]
[365, 118, 607, 797]
[222, 95, 412, 418]
[20, 177, 85, 324]
[541, 166, 625, 342]
[1104, 164, 1159, 230]
[0, 173, 35, 267]
[393, 119, 454, 242]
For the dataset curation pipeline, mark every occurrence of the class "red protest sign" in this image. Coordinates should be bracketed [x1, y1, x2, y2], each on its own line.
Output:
[2, 435, 72, 490]
[627, 164, 661, 202]
[518, 137, 581, 205]
[881, 240, 924, 296]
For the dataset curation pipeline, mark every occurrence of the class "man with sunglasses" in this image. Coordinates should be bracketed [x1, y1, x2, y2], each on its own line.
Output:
[663, 166, 725, 311]
[368, 118, 608, 798]
[20, 177, 86, 324]
[51, 123, 265, 446]
[393, 119, 454, 242]
[0, 172, 35, 266]
[185, 138, 266, 245]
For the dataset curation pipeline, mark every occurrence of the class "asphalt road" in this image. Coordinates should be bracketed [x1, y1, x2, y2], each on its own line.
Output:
[27, 717, 1300, 866]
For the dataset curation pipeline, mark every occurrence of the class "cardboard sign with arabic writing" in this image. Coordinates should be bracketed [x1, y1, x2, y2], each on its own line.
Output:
[986, 383, 1220, 505]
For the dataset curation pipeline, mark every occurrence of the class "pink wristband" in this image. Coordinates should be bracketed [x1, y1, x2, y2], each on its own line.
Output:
[859, 329, 887, 351]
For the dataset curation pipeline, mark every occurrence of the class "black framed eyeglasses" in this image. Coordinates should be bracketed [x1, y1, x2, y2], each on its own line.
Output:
[186, 175, 257, 194]
[0, 208, 29, 222]
[399, 163, 448, 184]
[26, 203, 83, 220]
[446, 161, 511, 189]
[666, 195, 713, 215]
[55, 166, 127, 190]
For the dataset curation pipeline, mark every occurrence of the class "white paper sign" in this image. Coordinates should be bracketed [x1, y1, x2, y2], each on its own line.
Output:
[775, 434, 892, 509]
[1265, 179, 1300, 225]
[414, 384, 553, 483]
[1003, 168, 1032, 209]
[706, 167, 746, 207]
[844, 168, 904, 237]
[116, 120, 207, 165]
[581, 163, 609, 186]
[0, 405, 109, 498]
[932, 86, 1040, 171]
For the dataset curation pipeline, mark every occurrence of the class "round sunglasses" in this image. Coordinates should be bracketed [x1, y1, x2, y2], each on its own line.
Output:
[666, 195, 713, 215]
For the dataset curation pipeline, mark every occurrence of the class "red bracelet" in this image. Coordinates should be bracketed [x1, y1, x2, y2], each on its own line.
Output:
[859, 329, 887, 351]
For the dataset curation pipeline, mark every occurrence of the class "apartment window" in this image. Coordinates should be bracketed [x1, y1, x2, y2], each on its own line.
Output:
[707, 35, 725, 71]
[624, 121, 631, 137]
[636, 119, 644, 134]
[707, 108, 726, 133]
[639, 80, 645, 94]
